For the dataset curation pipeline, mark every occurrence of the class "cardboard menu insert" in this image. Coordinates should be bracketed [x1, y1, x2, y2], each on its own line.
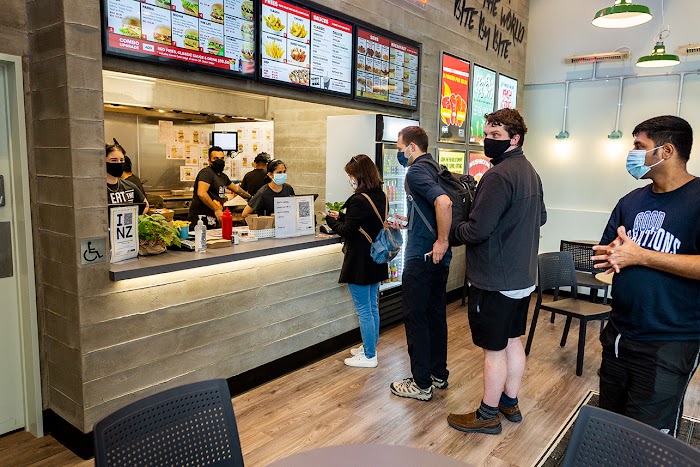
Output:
[260, 0, 352, 95]
[356, 28, 419, 108]
[104, 0, 255, 76]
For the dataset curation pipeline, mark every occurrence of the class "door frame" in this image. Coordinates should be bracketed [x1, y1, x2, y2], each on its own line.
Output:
[0, 53, 43, 437]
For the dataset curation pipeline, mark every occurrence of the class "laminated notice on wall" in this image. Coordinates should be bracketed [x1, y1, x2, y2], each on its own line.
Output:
[159, 120, 175, 144]
[180, 166, 197, 182]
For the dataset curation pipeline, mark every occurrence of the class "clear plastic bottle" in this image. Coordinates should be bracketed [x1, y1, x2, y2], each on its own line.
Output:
[195, 215, 207, 252]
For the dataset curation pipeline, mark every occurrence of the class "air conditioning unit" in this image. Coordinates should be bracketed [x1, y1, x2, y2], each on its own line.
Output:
[565, 51, 630, 64]
[678, 44, 700, 55]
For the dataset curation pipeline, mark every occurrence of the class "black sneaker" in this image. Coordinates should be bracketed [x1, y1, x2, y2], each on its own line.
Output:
[431, 375, 448, 389]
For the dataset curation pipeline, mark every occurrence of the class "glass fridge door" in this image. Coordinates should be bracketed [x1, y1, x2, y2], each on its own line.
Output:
[378, 143, 408, 292]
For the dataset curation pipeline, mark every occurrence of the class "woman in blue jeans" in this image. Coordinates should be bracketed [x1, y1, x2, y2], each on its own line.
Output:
[326, 154, 388, 368]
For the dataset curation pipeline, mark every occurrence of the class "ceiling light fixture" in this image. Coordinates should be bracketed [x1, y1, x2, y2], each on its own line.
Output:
[592, 0, 652, 28]
[637, 28, 680, 68]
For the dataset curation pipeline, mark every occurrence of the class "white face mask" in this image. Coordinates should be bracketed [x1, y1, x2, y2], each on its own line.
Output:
[349, 177, 358, 190]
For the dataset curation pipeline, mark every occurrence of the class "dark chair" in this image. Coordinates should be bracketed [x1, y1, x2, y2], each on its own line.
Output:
[562, 406, 700, 467]
[94, 379, 244, 467]
[560, 240, 610, 305]
[525, 252, 611, 376]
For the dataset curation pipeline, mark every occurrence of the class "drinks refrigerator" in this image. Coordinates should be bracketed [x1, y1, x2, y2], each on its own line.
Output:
[325, 114, 419, 328]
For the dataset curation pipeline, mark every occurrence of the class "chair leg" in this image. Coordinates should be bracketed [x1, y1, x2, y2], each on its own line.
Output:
[550, 312, 555, 323]
[525, 306, 541, 356]
[603, 286, 609, 305]
[576, 318, 587, 376]
[561, 317, 572, 347]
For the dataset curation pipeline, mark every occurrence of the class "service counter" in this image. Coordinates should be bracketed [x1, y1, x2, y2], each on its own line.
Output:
[109, 234, 341, 281]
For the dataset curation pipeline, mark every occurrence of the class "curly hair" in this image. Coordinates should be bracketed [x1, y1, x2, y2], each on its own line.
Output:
[485, 108, 528, 146]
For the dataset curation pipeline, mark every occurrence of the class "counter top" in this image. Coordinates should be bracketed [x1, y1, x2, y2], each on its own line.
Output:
[109, 234, 341, 281]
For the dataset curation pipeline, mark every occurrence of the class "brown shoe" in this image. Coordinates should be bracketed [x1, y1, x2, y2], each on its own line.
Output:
[498, 403, 523, 423]
[447, 411, 502, 434]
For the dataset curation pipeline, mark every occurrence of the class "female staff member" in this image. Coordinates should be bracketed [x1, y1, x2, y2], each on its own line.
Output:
[242, 159, 295, 217]
[325, 154, 387, 368]
[106, 142, 149, 214]
[121, 155, 146, 198]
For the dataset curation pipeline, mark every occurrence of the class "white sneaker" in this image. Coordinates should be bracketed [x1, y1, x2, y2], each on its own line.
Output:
[344, 353, 378, 368]
[390, 378, 433, 401]
[350, 344, 364, 356]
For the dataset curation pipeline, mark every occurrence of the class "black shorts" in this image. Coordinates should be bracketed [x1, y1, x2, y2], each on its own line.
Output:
[468, 286, 530, 351]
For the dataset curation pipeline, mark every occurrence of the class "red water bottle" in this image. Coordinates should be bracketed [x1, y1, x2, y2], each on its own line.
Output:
[221, 207, 232, 240]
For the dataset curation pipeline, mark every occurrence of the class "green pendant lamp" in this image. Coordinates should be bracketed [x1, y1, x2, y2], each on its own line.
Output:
[593, 0, 652, 28]
[637, 28, 680, 68]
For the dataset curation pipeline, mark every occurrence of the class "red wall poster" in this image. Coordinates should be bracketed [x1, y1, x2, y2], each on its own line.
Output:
[469, 152, 492, 184]
[438, 52, 469, 143]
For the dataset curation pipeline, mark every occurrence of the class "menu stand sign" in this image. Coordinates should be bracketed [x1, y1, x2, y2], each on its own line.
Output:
[110, 205, 139, 263]
[274, 195, 315, 238]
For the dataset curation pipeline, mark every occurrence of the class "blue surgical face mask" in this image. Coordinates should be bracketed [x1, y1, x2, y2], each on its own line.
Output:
[396, 151, 408, 167]
[626, 146, 663, 180]
[273, 173, 287, 185]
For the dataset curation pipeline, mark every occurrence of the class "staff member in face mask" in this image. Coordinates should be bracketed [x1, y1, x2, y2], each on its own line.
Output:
[592, 115, 700, 437]
[188, 146, 251, 228]
[106, 141, 149, 214]
[242, 159, 295, 218]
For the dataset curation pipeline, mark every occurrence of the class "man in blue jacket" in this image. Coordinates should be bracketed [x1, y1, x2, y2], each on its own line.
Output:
[449, 108, 546, 434]
[592, 115, 700, 436]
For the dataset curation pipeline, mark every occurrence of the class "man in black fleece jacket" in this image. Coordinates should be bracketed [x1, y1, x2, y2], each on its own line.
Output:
[448, 108, 546, 435]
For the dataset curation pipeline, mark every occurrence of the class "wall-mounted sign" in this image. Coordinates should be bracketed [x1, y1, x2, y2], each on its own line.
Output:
[497, 73, 518, 110]
[438, 149, 466, 174]
[102, 0, 256, 78]
[438, 52, 470, 143]
[469, 151, 492, 184]
[355, 28, 419, 109]
[260, 0, 353, 95]
[469, 64, 497, 145]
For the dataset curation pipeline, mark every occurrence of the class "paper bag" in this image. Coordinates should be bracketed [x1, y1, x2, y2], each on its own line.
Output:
[245, 215, 275, 230]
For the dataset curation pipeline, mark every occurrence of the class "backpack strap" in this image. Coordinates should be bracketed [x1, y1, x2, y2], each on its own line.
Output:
[404, 165, 438, 240]
[357, 192, 387, 245]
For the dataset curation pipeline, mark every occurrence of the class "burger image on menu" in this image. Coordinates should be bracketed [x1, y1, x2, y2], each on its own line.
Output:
[210, 3, 224, 23]
[181, 0, 198, 16]
[241, 41, 254, 61]
[119, 16, 141, 38]
[207, 37, 224, 56]
[241, 1, 253, 21]
[153, 25, 172, 45]
[183, 28, 199, 50]
[240, 22, 254, 41]
[156, 0, 171, 7]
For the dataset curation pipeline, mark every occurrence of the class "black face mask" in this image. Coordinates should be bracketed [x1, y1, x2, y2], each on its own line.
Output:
[483, 138, 512, 162]
[211, 159, 226, 173]
[106, 162, 124, 178]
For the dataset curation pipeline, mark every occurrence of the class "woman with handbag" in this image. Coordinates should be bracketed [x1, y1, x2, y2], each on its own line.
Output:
[326, 154, 388, 368]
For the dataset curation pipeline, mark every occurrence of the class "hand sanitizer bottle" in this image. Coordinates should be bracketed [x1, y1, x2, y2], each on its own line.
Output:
[195, 215, 207, 252]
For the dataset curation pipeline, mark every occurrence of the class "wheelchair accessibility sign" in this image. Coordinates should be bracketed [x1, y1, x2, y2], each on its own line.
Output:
[80, 238, 106, 265]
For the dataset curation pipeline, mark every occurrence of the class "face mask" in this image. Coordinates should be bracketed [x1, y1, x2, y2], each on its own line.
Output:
[106, 162, 124, 178]
[396, 151, 409, 167]
[483, 138, 512, 161]
[211, 159, 226, 173]
[273, 173, 287, 185]
[626, 146, 663, 180]
[349, 177, 358, 190]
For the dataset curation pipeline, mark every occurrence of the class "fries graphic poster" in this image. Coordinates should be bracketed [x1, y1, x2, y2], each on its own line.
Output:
[438, 52, 470, 143]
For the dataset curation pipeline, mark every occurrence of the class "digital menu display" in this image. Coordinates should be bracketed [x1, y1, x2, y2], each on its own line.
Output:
[103, 0, 256, 77]
[439, 52, 469, 143]
[259, 0, 353, 95]
[469, 64, 497, 145]
[497, 73, 518, 110]
[355, 28, 419, 109]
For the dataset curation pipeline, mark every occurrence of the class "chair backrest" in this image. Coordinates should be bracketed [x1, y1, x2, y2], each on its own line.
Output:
[94, 379, 244, 467]
[538, 251, 578, 297]
[560, 240, 596, 273]
[562, 406, 700, 467]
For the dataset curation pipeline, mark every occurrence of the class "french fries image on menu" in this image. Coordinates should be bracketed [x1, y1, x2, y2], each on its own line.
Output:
[264, 14, 285, 31]
[264, 40, 284, 59]
[290, 22, 307, 38]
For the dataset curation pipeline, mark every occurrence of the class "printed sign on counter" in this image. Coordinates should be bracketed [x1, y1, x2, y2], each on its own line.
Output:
[110, 205, 139, 263]
[439, 52, 470, 143]
[260, 0, 352, 95]
[274, 195, 315, 238]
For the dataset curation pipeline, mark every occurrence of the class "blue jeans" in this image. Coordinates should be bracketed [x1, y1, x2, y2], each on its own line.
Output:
[348, 283, 380, 358]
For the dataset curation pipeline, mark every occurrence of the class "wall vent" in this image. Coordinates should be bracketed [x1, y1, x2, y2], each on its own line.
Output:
[565, 51, 630, 64]
[678, 44, 700, 55]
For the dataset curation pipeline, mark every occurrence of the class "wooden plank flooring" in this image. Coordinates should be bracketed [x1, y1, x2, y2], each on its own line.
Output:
[2, 297, 699, 466]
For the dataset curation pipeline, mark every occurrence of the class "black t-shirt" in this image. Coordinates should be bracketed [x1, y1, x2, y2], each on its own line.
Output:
[188, 166, 231, 226]
[247, 183, 295, 216]
[107, 179, 146, 208]
[600, 177, 700, 341]
[125, 174, 146, 198]
[240, 168, 269, 196]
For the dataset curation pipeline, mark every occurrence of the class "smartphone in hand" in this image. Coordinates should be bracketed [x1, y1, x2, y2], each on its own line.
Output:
[387, 216, 408, 227]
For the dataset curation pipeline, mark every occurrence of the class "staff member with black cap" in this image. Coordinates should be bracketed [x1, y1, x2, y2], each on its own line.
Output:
[240, 152, 271, 196]
[188, 146, 251, 228]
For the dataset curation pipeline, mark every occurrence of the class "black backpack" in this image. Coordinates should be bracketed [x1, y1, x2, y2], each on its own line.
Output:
[409, 158, 477, 247]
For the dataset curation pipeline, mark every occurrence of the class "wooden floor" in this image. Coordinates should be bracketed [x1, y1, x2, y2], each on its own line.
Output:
[2, 297, 699, 466]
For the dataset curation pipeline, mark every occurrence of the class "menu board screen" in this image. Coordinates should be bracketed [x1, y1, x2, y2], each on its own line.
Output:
[497, 74, 518, 110]
[103, 0, 256, 77]
[439, 52, 469, 143]
[469, 64, 497, 145]
[259, 0, 352, 95]
[355, 28, 419, 109]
